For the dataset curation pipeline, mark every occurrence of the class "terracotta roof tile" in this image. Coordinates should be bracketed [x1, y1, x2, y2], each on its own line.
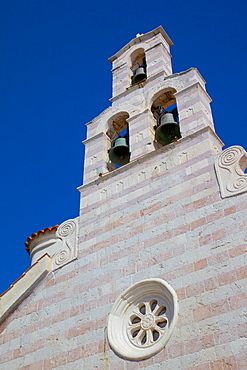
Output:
[25, 225, 59, 254]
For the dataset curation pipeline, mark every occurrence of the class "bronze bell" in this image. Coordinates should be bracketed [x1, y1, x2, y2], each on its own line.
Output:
[132, 67, 146, 85]
[155, 112, 181, 146]
[108, 137, 130, 165]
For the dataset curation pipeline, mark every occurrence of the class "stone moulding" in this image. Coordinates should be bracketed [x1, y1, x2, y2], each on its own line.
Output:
[107, 278, 178, 361]
[52, 218, 79, 271]
[215, 145, 247, 198]
[0, 254, 51, 325]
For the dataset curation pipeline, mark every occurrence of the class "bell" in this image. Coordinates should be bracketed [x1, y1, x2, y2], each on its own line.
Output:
[155, 113, 181, 145]
[108, 137, 130, 165]
[132, 67, 146, 85]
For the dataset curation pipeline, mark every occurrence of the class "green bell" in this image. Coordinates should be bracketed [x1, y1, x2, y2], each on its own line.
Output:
[108, 137, 130, 165]
[132, 67, 146, 85]
[155, 113, 181, 146]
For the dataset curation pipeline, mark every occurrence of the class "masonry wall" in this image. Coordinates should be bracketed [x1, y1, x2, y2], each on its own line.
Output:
[0, 125, 246, 369]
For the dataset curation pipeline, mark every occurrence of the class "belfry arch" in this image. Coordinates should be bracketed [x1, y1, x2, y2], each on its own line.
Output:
[150, 88, 177, 119]
[106, 111, 129, 141]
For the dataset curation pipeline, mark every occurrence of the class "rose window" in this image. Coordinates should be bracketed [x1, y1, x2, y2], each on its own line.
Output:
[108, 278, 178, 360]
[128, 300, 168, 347]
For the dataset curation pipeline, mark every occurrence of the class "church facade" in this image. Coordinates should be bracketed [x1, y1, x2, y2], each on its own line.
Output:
[0, 26, 246, 369]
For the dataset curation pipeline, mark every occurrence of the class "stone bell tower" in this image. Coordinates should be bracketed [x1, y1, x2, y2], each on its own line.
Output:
[0, 26, 246, 369]
[83, 27, 216, 184]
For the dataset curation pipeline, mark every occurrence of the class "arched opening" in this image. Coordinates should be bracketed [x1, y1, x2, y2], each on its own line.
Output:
[151, 89, 181, 146]
[106, 112, 129, 141]
[130, 48, 147, 86]
[107, 112, 130, 168]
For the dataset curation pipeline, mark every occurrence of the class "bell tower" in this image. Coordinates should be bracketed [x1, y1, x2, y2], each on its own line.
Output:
[82, 26, 219, 185]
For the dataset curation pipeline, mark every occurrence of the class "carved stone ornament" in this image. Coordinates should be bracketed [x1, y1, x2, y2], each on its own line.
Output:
[107, 278, 178, 361]
[52, 218, 78, 270]
[215, 145, 247, 198]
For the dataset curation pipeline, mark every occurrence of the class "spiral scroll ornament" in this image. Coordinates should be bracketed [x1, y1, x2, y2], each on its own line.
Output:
[52, 218, 78, 270]
[230, 177, 247, 191]
[56, 220, 76, 239]
[54, 245, 71, 266]
[215, 145, 247, 198]
[218, 146, 241, 168]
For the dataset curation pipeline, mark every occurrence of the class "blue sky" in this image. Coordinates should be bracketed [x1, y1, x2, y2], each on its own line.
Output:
[0, 0, 246, 294]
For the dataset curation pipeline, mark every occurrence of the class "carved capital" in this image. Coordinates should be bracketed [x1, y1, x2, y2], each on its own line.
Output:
[52, 218, 78, 270]
[215, 145, 247, 198]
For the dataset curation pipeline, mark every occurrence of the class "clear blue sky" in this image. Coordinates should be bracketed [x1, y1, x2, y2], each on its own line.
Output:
[0, 0, 246, 294]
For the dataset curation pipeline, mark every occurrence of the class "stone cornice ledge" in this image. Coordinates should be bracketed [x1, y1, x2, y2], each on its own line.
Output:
[0, 254, 51, 324]
[78, 126, 223, 192]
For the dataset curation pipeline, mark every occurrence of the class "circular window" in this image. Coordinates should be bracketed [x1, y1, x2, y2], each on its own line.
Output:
[107, 278, 178, 360]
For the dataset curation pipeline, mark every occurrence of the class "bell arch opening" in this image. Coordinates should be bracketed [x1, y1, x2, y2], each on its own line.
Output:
[130, 48, 147, 86]
[151, 88, 177, 118]
[151, 89, 181, 146]
[106, 112, 129, 141]
[106, 112, 130, 168]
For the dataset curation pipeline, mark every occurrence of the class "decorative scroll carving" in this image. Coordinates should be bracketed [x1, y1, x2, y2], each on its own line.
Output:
[57, 219, 76, 238]
[215, 145, 247, 198]
[107, 278, 178, 361]
[52, 218, 78, 270]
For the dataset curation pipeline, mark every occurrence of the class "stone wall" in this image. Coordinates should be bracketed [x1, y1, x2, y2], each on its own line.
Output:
[1, 126, 246, 369]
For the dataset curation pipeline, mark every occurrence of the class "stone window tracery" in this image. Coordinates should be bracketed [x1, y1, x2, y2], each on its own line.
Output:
[128, 299, 168, 347]
[107, 278, 178, 361]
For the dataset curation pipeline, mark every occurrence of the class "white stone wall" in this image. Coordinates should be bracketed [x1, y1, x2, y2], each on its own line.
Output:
[1, 127, 246, 369]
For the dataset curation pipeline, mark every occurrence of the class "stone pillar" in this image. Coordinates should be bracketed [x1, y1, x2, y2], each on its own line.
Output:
[83, 132, 111, 183]
[128, 109, 156, 161]
[146, 42, 172, 78]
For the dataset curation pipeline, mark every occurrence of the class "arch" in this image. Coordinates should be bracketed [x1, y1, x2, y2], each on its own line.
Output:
[150, 88, 177, 119]
[130, 48, 146, 71]
[129, 47, 147, 85]
[123, 42, 149, 67]
[106, 111, 130, 140]
[150, 88, 181, 146]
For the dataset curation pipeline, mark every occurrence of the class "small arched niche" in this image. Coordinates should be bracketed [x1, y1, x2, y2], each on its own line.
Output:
[106, 112, 130, 169]
[151, 88, 181, 146]
[130, 48, 147, 86]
